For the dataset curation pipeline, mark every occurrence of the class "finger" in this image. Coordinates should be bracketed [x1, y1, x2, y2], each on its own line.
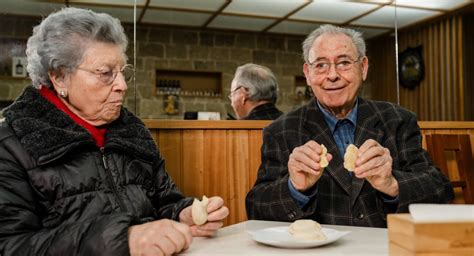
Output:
[300, 143, 324, 159]
[206, 197, 224, 213]
[357, 139, 378, 155]
[191, 225, 218, 237]
[165, 231, 185, 254]
[355, 156, 381, 176]
[326, 153, 333, 162]
[207, 206, 229, 222]
[304, 140, 321, 152]
[172, 222, 193, 249]
[199, 220, 224, 230]
[147, 245, 165, 256]
[356, 144, 385, 166]
[291, 152, 320, 170]
[289, 158, 319, 176]
[155, 235, 178, 256]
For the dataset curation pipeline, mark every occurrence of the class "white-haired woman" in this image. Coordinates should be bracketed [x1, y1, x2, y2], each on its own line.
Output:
[0, 7, 228, 255]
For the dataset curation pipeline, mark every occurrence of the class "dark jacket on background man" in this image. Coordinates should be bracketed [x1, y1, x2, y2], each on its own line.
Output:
[243, 102, 283, 120]
[246, 97, 453, 228]
[0, 86, 192, 255]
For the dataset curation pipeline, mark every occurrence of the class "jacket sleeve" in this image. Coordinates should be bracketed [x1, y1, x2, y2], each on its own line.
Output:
[150, 156, 193, 220]
[245, 127, 316, 221]
[0, 133, 133, 256]
[393, 113, 454, 212]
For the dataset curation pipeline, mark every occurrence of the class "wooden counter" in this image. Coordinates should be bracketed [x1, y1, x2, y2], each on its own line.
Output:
[144, 120, 474, 226]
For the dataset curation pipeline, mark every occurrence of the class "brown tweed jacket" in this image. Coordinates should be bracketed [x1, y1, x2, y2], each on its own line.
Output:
[246, 97, 454, 228]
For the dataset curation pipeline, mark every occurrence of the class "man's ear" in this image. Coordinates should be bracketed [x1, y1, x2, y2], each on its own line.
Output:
[361, 56, 369, 81]
[303, 63, 311, 85]
[241, 93, 247, 105]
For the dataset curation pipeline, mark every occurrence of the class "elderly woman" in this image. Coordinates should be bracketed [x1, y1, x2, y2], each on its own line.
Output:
[0, 7, 228, 255]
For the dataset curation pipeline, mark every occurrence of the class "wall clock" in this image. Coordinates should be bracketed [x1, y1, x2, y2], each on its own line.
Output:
[399, 46, 425, 89]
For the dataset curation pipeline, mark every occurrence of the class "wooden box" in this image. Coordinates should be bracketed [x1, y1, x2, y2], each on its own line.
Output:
[387, 214, 474, 255]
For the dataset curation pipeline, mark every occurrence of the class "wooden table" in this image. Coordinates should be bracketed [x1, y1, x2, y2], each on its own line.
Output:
[182, 220, 388, 255]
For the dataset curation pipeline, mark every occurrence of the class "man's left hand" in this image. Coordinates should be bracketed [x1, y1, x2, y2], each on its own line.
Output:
[353, 139, 399, 197]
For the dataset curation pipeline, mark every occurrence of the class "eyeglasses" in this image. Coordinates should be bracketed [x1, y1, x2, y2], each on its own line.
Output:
[76, 64, 134, 84]
[227, 86, 247, 100]
[308, 56, 361, 75]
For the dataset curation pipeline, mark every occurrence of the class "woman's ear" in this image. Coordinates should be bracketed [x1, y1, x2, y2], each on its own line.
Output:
[49, 69, 68, 93]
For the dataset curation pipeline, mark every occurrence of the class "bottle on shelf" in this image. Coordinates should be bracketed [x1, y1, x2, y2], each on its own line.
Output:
[15, 59, 23, 75]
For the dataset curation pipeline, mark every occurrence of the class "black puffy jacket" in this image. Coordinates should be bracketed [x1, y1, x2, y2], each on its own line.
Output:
[0, 86, 193, 255]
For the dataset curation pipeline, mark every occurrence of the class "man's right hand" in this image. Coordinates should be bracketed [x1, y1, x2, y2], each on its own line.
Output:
[288, 140, 332, 191]
[128, 219, 193, 256]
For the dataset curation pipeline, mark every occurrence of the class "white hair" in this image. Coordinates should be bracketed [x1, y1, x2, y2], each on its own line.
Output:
[26, 7, 128, 88]
[302, 24, 366, 63]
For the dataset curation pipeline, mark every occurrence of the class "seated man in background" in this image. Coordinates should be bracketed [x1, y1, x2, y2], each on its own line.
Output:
[246, 24, 453, 228]
[228, 63, 283, 120]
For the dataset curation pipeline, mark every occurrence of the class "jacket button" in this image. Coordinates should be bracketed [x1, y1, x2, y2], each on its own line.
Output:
[357, 213, 365, 219]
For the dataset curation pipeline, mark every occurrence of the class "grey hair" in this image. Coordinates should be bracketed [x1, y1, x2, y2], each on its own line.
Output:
[302, 24, 366, 63]
[233, 63, 279, 104]
[26, 7, 128, 88]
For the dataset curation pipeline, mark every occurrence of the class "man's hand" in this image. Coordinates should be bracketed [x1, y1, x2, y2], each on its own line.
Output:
[288, 141, 333, 191]
[179, 196, 229, 237]
[353, 139, 399, 197]
[128, 219, 192, 256]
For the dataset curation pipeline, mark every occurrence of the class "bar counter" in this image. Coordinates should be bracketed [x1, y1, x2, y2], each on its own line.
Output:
[144, 120, 474, 226]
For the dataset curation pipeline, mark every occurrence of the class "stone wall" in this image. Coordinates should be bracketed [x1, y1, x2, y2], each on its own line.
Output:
[0, 14, 372, 119]
[124, 24, 310, 119]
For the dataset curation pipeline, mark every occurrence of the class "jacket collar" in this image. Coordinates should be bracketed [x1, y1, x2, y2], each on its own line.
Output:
[3, 86, 158, 165]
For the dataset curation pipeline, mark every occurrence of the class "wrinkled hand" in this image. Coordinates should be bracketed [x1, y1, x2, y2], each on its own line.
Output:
[288, 141, 333, 191]
[353, 139, 399, 197]
[179, 196, 229, 237]
[128, 219, 192, 256]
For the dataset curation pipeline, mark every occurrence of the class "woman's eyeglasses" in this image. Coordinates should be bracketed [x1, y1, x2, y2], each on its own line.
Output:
[76, 64, 134, 84]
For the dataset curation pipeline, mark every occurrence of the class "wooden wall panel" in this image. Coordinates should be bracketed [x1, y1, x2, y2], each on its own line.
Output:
[398, 15, 464, 121]
[368, 15, 466, 121]
[148, 120, 474, 226]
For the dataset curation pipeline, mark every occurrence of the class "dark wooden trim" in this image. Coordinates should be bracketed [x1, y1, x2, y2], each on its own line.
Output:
[202, 0, 232, 28]
[342, 4, 386, 26]
[262, 0, 313, 33]
[138, 0, 150, 24]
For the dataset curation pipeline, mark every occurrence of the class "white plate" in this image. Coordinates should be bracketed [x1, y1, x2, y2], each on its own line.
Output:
[249, 226, 350, 249]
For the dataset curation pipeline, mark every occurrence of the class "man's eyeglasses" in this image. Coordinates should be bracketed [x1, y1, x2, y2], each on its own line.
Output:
[76, 64, 134, 84]
[227, 86, 247, 100]
[308, 56, 361, 75]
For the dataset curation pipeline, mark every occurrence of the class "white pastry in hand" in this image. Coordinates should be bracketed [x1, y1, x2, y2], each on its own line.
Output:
[192, 195, 209, 225]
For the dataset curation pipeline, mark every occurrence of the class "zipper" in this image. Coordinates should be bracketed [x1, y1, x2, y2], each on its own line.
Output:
[100, 147, 126, 212]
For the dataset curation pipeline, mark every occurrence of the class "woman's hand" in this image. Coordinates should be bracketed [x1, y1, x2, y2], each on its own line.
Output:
[128, 219, 192, 256]
[179, 196, 229, 236]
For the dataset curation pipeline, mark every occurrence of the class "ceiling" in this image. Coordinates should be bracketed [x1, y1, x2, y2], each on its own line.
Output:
[2, 0, 473, 39]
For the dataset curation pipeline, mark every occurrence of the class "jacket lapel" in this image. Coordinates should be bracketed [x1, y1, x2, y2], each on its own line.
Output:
[303, 100, 352, 196]
[350, 98, 384, 207]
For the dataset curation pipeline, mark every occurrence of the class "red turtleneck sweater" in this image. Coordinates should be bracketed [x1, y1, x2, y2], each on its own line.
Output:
[39, 86, 106, 147]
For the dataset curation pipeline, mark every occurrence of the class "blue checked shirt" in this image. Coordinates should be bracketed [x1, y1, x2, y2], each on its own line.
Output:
[288, 100, 357, 207]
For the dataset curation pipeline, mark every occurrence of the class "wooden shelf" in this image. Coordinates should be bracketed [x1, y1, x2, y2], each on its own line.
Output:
[155, 69, 222, 98]
[0, 75, 29, 80]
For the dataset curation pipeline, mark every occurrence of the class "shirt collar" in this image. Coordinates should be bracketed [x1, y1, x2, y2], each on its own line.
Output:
[317, 98, 358, 133]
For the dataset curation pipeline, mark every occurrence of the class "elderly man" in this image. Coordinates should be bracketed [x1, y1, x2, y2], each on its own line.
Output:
[228, 63, 283, 120]
[246, 24, 453, 228]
